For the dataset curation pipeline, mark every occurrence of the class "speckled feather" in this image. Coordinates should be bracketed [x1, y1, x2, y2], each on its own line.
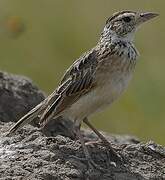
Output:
[8, 10, 158, 135]
[38, 39, 138, 126]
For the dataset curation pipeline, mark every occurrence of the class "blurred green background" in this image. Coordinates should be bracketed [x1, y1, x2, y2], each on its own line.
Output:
[0, 0, 164, 144]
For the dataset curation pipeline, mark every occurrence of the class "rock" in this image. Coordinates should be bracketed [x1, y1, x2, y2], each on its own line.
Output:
[0, 71, 165, 180]
[0, 71, 45, 123]
[0, 122, 165, 180]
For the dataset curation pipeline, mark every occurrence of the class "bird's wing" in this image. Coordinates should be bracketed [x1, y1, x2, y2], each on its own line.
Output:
[39, 49, 99, 126]
[7, 48, 99, 135]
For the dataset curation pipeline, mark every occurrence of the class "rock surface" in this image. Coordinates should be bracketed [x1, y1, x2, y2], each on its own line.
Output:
[1, 122, 165, 180]
[0, 71, 45, 123]
[0, 71, 165, 180]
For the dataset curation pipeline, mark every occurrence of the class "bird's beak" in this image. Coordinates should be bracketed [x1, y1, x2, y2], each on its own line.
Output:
[137, 12, 159, 25]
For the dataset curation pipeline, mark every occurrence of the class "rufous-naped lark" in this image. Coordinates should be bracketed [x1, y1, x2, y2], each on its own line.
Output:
[8, 10, 158, 168]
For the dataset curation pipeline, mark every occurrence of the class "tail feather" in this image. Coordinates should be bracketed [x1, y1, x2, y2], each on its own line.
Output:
[7, 89, 63, 136]
[7, 102, 44, 136]
[39, 94, 62, 127]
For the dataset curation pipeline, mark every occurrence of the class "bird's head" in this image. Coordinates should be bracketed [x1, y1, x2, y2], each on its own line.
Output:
[100, 10, 159, 42]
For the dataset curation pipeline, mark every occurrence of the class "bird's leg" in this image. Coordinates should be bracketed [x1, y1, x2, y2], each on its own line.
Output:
[74, 123, 104, 171]
[75, 124, 91, 160]
[83, 118, 121, 161]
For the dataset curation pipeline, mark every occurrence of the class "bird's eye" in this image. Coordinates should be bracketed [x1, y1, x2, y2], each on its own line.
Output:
[123, 17, 131, 23]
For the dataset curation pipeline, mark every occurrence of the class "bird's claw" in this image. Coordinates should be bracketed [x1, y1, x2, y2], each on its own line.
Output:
[69, 155, 106, 172]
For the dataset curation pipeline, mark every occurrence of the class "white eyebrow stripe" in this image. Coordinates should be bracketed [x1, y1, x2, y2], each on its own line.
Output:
[117, 13, 135, 19]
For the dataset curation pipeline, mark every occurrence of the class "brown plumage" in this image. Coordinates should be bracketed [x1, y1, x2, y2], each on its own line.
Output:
[7, 10, 158, 168]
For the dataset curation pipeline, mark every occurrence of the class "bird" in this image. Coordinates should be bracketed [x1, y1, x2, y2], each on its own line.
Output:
[7, 10, 158, 168]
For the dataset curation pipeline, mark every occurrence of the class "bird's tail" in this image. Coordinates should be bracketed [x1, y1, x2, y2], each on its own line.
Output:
[7, 101, 44, 136]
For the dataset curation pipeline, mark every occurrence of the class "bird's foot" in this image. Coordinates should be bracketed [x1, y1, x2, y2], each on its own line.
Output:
[69, 155, 107, 172]
[85, 141, 122, 169]
[85, 139, 122, 162]
[105, 143, 122, 162]
[85, 140, 101, 146]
